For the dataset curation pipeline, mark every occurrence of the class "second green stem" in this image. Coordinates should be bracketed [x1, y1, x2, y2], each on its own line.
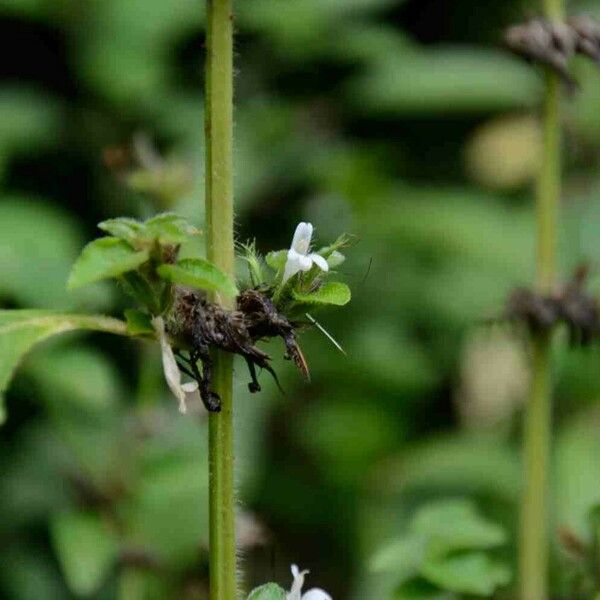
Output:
[519, 22, 563, 596]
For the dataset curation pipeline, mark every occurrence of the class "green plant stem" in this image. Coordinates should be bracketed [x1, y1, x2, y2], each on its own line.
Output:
[205, 0, 237, 599]
[520, 334, 553, 600]
[519, 1, 564, 597]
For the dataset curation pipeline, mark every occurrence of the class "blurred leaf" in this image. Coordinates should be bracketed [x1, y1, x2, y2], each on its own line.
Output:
[0, 88, 61, 178]
[28, 344, 122, 413]
[421, 552, 510, 596]
[0, 197, 111, 310]
[124, 308, 155, 336]
[68, 238, 150, 290]
[370, 535, 426, 576]
[0, 543, 67, 600]
[125, 458, 209, 565]
[247, 583, 287, 600]
[238, 0, 399, 58]
[78, 0, 204, 103]
[0, 310, 127, 423]
[51, 511, 118, 596]
[555, 411, 600, 537]
[374, 435, 520, 501]
[348, 48, 541, 114]
[298, 400, 398, 485]
[411, 499, 506, 555]
[293, 282, 351, 306]
[157, 258, 238, 298]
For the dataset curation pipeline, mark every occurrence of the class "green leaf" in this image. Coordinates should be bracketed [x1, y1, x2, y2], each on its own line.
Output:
[98, 216, 148, 247]
[120, 271, 161, 314]
[144, 213, 200, 245]
[293, 282, 351, 306]
[68, 238, 150, 290]
[50, 511, 118, 596]
[348, 48, 540, 114]
[266, 249, 287, 273]
[28, 345, 122, 413]
[421, 553, 510, 596]
[0, 197, 110, 310]
[157, 258, 238, 298]
[247, 583, 287, 600]
[0, 310, 127, 424]
[370, 535, 426, 578]
[124, 308, 155, 336]
[411, 500, 507, 555]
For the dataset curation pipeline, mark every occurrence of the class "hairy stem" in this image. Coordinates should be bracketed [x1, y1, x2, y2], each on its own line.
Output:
[205, 0, 236, 598]
[519, 1, 564, 598]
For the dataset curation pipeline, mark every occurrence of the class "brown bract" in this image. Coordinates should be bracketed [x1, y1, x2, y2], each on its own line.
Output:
[504, 18, 578, 88]
[505, 265, 600, 345]
[166, 287, 308, 412]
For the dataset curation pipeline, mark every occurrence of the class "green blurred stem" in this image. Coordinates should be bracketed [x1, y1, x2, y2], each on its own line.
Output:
[520, 334, 552, 600]
[205, 0, 237, 599]
[519, 0, 563, 596]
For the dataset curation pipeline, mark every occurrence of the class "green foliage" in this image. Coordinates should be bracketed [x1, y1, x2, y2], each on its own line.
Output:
[98, 217, 148, 246]
[371, 500, 510, 597]
[68, 238, 151, 289]
[50, 512, 118, 596]
[0, 310, 127, 423]
[157, 258, 238, 298]
[292, 281, 351, 307]
[124, 308, 155, 336]
[349, 48, 540, 114]
[0, 198, 110, 310]
[265, 250, 287, 274]
[247, 583, 287, 600]
[420, 553, 510, 596]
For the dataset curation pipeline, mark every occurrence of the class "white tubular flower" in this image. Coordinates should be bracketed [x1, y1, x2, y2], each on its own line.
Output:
[286, 564, 332, 600]
[152, 316, 198, 414]
[283, 222, 329, 283]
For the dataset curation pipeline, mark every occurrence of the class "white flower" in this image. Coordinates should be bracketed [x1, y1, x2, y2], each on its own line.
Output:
[286, 564, 332, 600]
[283, 222, 329, 283]
[152, 316, 198, 414]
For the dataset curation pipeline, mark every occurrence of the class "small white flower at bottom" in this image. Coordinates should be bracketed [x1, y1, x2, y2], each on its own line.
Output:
[286, 564, 332, 600]
[283, 222, 329, 283]
[152, 316, 198, 414]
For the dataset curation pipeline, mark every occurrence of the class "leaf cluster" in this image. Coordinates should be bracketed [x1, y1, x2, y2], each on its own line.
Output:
[68, 213, 237, 320]
[370, 500, 510, 598]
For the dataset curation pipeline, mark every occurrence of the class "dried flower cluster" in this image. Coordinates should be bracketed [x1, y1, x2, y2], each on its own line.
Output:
[505, 266, 600, 345]
[166, 287, 308, 412]
[505, 15, 600, 87]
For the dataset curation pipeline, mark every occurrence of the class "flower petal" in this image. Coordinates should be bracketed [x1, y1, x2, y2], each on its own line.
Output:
[181, 381, 199, 393]
[301, 589, 333, 600]
[283, 249, 303, 283]
[298, 254, 313, 272]
[287, 564, 309, 600]
[152, 316, 188, 414]
[291, 222, 313, 255]
[309, 253, 329, 273]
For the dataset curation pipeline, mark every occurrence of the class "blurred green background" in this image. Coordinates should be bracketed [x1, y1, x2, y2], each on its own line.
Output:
[3, 0, 600, 598]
